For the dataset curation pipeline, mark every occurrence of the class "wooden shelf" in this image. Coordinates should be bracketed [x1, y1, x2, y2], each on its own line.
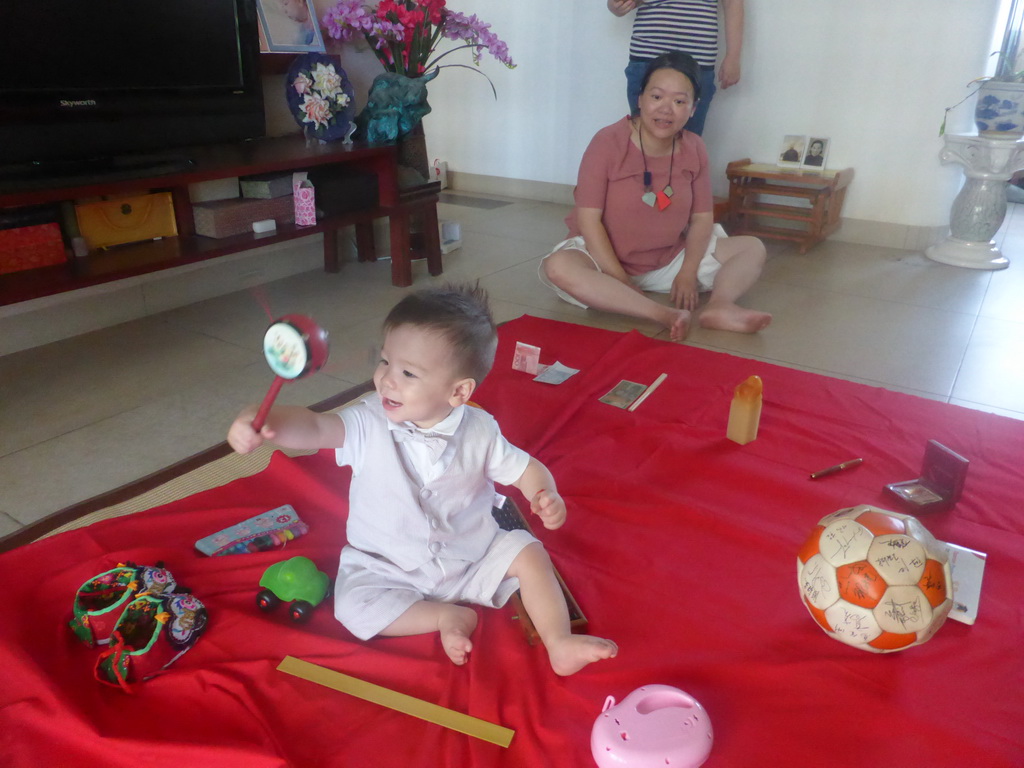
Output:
[734, 201, 817, 223]
[0, 134, 403, 306]
[725, 159, 854, 253]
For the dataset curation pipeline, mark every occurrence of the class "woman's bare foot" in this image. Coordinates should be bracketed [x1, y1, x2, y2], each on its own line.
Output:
[662, 307, 691, 342]
[437, 605, 478, 666]
[546, 634, 618, 676]
[699, 301, 772, 333]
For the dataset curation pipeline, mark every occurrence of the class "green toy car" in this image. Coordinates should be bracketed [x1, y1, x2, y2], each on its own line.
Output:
[256, 556, 330, 622]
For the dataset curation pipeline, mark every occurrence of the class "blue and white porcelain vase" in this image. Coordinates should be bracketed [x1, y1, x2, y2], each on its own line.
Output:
[974, 80, 1024, 138]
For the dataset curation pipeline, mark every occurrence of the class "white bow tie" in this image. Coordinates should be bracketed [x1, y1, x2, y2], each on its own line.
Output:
[392, 427, 451, 463]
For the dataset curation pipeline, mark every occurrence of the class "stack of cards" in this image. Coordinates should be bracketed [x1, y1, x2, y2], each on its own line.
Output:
[944, 541, 986, 625]
[512, 342, 542, 375]
[600, 374, 667, 411]
[534, 361, 578, 384]
[512, 341, 579, 384]
[600, 381, 648, 409]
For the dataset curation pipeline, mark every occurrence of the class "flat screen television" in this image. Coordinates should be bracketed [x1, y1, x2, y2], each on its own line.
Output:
[0, 0, 265, 180]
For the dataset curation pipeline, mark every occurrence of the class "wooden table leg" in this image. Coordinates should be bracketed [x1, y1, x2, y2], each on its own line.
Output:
[355, 220, 376, 263]
[323, 228, 340, 273]
[389, 211, 413, 287]
[420, 202, 443, 277]
[805, 190, 828, 253]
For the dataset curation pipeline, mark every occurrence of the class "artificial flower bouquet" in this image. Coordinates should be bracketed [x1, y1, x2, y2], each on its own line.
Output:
[322, 0, 514, 81]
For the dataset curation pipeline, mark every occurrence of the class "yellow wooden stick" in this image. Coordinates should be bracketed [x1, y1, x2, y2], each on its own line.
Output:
[628, 372, 667, 412]
[276, 656, 515, 748]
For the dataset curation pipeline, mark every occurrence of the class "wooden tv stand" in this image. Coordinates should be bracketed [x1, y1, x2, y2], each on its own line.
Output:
[0, 134, 422, 307]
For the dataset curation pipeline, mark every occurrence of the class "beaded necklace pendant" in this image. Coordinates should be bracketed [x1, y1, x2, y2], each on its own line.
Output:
[639, 128, 675, 211]
[641, 172, 658, 208]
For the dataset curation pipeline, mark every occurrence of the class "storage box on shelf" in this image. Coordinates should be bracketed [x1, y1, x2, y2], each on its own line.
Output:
[725, 159, 854, 253]
[75, 192, 178, 249]
[192, 195, 296, 239]
[0, 222, 66, 275]
[239, 172, 293, 199]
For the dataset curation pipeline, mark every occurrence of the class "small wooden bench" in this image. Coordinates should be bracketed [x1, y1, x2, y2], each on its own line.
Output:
[725, 159, 854, 253]
[349, 180, 443, 287]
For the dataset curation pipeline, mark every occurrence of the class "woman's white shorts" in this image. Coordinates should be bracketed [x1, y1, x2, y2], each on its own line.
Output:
[539, 223, 728, 309]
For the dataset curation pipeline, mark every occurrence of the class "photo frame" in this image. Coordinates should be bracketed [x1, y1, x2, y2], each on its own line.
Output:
[801, 136, 830, 170]
[777, 135, 806, 168]
[256, 0, 326, 53]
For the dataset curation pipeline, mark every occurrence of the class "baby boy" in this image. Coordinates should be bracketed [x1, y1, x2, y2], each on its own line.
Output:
[228, 284, 617, 675]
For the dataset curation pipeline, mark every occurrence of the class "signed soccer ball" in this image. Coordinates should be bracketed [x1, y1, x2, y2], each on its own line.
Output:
[797, 505, 953, 653]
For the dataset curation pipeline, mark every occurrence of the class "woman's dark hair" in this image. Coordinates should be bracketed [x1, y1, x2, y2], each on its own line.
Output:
[383, 282, 497, 383]
[639, 51, 702, 103]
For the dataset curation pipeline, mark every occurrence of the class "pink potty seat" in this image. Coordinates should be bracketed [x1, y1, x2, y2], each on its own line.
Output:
[591, 685, 713, 768]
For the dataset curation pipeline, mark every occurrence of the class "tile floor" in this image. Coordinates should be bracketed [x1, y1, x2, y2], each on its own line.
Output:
[3, 192, 1024, 538]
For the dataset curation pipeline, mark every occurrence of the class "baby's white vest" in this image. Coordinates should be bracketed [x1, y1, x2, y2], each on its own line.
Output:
[346, 402, 503, 572]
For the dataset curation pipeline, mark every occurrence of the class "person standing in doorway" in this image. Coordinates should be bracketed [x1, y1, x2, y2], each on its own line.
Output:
[607, 0, 745, 136]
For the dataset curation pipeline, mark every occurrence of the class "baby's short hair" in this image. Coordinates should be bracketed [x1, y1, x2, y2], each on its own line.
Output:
[383, 283, 498, 383]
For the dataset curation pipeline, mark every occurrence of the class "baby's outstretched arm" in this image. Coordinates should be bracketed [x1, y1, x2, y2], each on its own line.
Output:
[515, 457, 566, 530]
[227, 405, 346, 455]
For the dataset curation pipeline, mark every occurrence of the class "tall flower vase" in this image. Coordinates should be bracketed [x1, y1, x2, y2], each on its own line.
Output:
[356, 70, 438, 188]
[397, 122, 431, 188]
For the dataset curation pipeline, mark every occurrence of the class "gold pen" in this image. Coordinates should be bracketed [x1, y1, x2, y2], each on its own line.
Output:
[809, 457, 863, 480]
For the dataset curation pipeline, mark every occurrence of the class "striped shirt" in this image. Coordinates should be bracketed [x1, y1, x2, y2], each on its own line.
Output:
[628, 0, 720, 67]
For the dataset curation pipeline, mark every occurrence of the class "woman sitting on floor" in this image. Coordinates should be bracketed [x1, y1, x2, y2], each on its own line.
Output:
[539, 51, 772, 341]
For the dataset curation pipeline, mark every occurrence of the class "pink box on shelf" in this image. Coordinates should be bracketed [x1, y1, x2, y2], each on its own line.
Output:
[293, 179, 316, 227]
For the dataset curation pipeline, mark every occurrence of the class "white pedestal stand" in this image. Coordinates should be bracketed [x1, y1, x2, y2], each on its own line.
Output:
[926, 134, 1024, 270]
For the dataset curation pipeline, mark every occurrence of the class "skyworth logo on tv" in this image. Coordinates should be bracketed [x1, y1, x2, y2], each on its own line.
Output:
[59, 99, 98, 108]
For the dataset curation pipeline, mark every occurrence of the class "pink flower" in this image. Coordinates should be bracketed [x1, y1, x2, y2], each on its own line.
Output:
[300, 92, 333, 128]
[292, 72, 314, 95]
[443, 10, 514, 68]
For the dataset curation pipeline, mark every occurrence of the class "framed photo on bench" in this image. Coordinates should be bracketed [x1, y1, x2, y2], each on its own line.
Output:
[802, 136, 830, 170]
[777, 135, 806, 168]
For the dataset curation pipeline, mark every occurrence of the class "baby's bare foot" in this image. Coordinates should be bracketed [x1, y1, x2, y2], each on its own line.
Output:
[547, 634, 618, 676]
[438, 605, 478, 666]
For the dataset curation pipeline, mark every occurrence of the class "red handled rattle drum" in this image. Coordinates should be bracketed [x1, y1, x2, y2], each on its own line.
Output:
[251, 314, 330, 431]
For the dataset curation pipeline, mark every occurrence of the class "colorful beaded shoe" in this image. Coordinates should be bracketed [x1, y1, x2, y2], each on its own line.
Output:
[94, 592, 208, 693]
[69, 562, 177, 647]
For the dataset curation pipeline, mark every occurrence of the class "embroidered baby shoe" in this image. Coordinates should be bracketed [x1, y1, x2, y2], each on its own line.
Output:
[94, 591, 208, 693]
[69, 562, 177, 647]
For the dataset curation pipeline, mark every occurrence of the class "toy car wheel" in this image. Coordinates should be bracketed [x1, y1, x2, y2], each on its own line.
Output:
[257, 589, 280, 611]
[290, 601, 313, 622]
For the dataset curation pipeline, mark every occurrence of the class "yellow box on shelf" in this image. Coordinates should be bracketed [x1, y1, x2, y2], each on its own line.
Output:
[75, 192, 177, 250]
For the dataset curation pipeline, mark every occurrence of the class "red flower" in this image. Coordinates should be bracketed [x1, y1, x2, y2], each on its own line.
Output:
[376, 0, 400, 19]
[398, 6, 424, 29]
[418, 0, 445, 25]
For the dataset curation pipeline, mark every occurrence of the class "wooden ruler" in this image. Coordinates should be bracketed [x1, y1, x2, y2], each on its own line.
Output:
[276, 656, 515, 748]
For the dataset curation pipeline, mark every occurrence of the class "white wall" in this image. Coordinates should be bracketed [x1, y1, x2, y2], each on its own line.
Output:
[414, 0, 1002, 229]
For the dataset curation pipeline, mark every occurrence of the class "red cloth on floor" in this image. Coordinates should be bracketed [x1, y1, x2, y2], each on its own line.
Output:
[1, 315, 1021, 767]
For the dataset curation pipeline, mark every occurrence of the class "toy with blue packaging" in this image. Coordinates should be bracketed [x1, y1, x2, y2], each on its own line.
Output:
[195, 504, 308, 556]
